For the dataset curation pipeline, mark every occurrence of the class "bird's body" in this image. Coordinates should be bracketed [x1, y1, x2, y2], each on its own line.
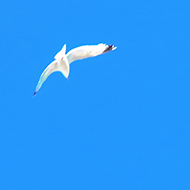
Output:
[33, 43, 117, 96]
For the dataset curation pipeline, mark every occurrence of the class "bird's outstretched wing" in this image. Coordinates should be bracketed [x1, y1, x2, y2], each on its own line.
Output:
[33, 45, 70, 96]
[33, 60, 59, 96]
[33, 59, 70, 96]
[66, 44, 117, 64]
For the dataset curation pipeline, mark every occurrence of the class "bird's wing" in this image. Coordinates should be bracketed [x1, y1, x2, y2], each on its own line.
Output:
[66, 43, 117, 64]
[33, 60, 59, 96]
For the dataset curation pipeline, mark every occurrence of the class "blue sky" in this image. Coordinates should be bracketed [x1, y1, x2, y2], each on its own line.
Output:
[1, 0, 190, 189]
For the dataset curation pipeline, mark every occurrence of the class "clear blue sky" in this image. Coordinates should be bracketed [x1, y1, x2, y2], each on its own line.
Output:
[1, 0, 190, 189]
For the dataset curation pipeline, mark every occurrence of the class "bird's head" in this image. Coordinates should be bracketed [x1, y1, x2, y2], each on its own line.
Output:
[54, 44, 67, 61]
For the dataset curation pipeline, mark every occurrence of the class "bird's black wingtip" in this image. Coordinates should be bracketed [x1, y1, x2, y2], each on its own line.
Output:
[33, 91, 37, 97]
[103, 44, 117, 53]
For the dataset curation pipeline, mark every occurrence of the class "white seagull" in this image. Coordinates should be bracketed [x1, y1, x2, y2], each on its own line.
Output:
[33, 43, 117, 96]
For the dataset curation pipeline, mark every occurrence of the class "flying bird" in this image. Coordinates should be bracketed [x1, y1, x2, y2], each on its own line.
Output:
[33, 43, 117, 96]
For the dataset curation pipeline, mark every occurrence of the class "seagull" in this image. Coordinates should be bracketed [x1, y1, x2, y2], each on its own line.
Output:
[33, 43, 117, 96]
